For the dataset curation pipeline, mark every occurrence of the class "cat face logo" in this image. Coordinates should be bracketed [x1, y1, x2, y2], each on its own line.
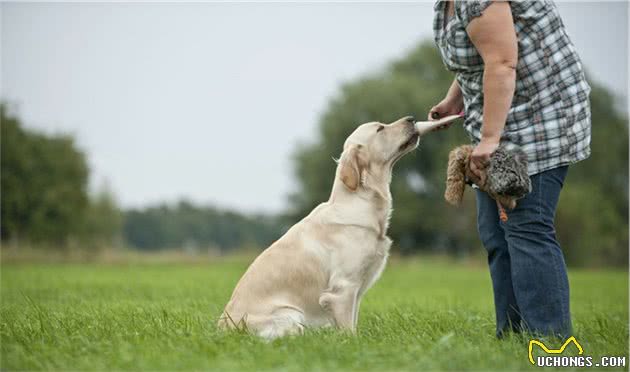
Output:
[528, 336, 584, 365]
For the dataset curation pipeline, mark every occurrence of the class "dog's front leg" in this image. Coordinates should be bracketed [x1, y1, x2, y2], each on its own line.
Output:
[319, 285, 359, 332]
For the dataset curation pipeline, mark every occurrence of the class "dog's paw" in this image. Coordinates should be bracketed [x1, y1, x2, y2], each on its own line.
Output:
[319, 293, 334, 312]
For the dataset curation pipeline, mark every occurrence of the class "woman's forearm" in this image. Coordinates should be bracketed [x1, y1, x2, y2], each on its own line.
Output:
[461, 1, 518, 173]
[446, 78, 463, 104]
[481, 62, 516, 142]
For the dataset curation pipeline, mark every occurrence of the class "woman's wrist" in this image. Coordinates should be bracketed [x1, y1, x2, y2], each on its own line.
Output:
[445, 80, 463, 105]
[480, 124, 502, 144]
[480, 133, 501, 145]
[444, 94, 464, 112]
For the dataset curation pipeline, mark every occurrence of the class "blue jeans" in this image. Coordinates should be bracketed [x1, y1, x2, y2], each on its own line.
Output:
[476, 166, 571, 338]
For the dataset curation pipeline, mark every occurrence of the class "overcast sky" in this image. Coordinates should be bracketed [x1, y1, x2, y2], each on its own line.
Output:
[2, 2, 628, 213]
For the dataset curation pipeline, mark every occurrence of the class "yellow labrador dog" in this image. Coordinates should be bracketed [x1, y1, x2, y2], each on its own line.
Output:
[219, 115, 461, 340]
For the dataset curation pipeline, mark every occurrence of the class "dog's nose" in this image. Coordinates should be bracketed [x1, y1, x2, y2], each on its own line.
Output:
[405, 116, 415, 124]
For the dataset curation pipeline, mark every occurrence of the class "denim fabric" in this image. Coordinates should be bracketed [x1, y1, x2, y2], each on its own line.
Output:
[476, 166, 571, 338]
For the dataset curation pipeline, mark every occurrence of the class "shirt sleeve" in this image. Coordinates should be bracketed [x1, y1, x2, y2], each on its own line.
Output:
[454, 0, 496, 30]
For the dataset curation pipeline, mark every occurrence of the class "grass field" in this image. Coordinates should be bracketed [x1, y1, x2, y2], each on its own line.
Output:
[1, 257, 628, 371]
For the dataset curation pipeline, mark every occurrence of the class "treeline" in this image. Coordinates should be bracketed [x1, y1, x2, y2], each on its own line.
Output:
[2, 39, 628, 267]
[124, 202, 283, 251]
[1, 105, 282, 253]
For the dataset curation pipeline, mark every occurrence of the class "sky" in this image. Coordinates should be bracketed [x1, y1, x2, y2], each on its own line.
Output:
[2, 2, 628, 213]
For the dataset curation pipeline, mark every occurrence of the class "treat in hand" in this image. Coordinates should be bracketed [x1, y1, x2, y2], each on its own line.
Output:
[414, 113, 463, 135]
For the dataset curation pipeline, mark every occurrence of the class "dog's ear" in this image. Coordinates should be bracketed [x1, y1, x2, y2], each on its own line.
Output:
[339, 144, 367, 191]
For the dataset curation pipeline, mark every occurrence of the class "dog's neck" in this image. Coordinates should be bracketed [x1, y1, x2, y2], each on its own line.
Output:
[329, 164, 393, 238]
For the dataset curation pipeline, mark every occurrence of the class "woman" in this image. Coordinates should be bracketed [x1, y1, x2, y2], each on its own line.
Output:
[429, 0, 591, 338]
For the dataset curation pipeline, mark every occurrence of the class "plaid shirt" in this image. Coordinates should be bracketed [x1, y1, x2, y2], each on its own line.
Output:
[433, 0, 591, 175]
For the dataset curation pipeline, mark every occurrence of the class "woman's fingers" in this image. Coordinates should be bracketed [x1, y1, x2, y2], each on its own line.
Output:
[471, 155, 489, 168]
[469, 160, 487, 186]
[427, 108, 439, 121]
[469, 140, 499, 187]
[428, 101, 450, 120]
[428, 104, 462, 122]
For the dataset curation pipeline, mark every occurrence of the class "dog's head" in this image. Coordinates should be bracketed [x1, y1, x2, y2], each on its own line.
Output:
[337, 116, 420, 192]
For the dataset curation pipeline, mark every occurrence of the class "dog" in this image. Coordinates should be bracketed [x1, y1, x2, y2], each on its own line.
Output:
[218, 115, 462, 340]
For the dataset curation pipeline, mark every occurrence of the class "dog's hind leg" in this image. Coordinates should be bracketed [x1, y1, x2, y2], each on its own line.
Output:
[319, 285, 359, 332]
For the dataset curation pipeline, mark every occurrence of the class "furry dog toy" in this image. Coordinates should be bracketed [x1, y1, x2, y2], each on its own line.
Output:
[444, 144, 531, 221]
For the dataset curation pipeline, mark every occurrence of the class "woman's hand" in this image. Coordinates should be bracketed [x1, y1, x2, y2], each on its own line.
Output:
[428, 96, 463, 120]
[427, 79, 464, 131]
[469, 136, 500, 186]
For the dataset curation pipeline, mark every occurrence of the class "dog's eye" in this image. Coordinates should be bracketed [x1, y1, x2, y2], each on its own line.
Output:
[376, 125, 385, 133]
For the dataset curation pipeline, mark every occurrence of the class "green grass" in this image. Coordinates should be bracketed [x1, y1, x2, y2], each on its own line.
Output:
[1, 257, 628, 371]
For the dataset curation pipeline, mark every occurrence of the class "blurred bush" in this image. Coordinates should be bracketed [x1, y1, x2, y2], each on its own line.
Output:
[288, 40, 628, 267]
[1, 104, 121, 250]
[123, 201, 282, 253]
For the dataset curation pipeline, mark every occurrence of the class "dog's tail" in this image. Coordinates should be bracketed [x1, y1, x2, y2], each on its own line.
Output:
[444, 145, 472, 206]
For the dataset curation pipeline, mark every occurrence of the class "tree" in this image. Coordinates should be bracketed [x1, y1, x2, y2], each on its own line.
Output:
[79, 186, 123, 250]
[1, 104, 89, 246]
[289, 40, 628, 267]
